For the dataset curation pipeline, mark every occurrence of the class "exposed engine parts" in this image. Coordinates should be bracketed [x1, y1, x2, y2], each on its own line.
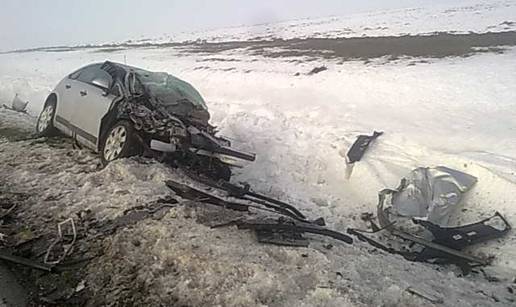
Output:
[100, 61, 255, 180]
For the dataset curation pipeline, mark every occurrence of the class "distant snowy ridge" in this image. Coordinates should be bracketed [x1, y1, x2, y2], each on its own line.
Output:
[4, 0, 516, 54]
[119, 0, 516, 46]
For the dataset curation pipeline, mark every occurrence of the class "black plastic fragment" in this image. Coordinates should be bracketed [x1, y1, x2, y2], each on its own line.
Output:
[236, 220, 353, 245]
[392, 228, 489, 265]
[347, 228, 417, 260]
[413, 212, 510, 263]
[415, 212, 511, 249]
[222, 181, 307, 220]
[347, 213, 509, 266]
[347, 131, 383, 163]
[165, 180, 249, 212]
[255, 229, 309, 247]
[181, 172, 312, 222]
[165, 179, 351, 245]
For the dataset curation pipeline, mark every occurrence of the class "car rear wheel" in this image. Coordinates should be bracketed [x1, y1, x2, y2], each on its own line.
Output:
[100, 120, 141, 165]
[36, 101, 57, 137]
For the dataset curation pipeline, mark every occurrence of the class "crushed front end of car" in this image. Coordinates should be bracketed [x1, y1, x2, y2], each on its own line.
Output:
[102, 61, 255, 180]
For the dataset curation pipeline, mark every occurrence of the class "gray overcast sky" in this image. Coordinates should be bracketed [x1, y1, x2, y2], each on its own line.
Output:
[0, 0, 466, 51]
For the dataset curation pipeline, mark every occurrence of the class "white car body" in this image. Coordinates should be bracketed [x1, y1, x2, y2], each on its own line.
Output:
[49, 63, 116, 151]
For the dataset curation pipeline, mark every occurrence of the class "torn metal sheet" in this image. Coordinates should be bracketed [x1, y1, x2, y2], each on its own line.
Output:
[371, 166, 506, 266]
[378, 166, 477, 227]
[346, 131, 383, 164]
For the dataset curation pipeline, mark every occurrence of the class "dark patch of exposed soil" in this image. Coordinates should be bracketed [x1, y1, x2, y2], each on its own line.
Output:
[181, 31, 516, 61]
[6, 31, 516, 62]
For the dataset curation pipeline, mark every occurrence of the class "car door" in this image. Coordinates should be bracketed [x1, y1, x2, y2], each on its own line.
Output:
[53, 66, 92, 136]
[71, 64, 117, 150]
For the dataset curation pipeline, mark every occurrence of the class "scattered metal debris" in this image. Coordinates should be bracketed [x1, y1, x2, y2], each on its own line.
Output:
[213, 218, 353, 246]
[182, 171, 312, 222]
[166, 178, 314, 222]
[44, 218, 77, 265]
[347, 167, 511, 269]
[166, 178, 353, 246]
[0, 250, 54, 272]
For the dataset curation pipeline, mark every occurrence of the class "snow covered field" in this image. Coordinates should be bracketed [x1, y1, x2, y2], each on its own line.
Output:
[109, 0, 516, 45]
[1, 0, 516, 305]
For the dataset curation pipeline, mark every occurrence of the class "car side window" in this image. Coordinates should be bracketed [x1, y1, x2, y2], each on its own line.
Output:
[69, 69, 82, 80]
[68, 63, 98, 80]
[76, 64, 113, 89]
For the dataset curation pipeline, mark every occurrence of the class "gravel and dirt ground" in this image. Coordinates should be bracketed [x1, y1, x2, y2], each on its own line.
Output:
[0, 104, 514, 306]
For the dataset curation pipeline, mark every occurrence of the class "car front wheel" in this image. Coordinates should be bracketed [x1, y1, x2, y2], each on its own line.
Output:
[36, 102, 57, 136]
[100, 120, 141, 165]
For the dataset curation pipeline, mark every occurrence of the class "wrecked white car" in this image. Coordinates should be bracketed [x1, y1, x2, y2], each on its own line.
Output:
[36, 61, 255, 179]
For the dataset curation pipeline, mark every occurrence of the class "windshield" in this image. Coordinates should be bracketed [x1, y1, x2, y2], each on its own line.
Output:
[132, 67, 208, 111]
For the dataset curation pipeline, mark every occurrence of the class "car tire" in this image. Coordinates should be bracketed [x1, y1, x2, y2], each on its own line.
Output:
[36, 101, 58, 137]
[99, 120, 141, 165]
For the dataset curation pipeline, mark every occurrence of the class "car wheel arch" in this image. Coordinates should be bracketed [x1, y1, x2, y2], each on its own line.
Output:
[43, 93, 58, 122]
[97, 106, 131, 151]
[44, 93, 58, 108]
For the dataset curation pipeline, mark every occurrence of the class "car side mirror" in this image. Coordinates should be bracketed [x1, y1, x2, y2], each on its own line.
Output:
[91, 78, 110, 90]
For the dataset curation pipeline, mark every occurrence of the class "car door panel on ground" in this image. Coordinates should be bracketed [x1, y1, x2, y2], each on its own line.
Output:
[71, 64, 116, 150]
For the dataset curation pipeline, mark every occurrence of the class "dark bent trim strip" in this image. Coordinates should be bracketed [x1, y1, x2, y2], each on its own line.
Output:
[55, 115, 98, 145]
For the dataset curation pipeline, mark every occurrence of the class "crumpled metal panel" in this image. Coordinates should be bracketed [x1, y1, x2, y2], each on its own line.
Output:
[382, 166, 477, 226]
